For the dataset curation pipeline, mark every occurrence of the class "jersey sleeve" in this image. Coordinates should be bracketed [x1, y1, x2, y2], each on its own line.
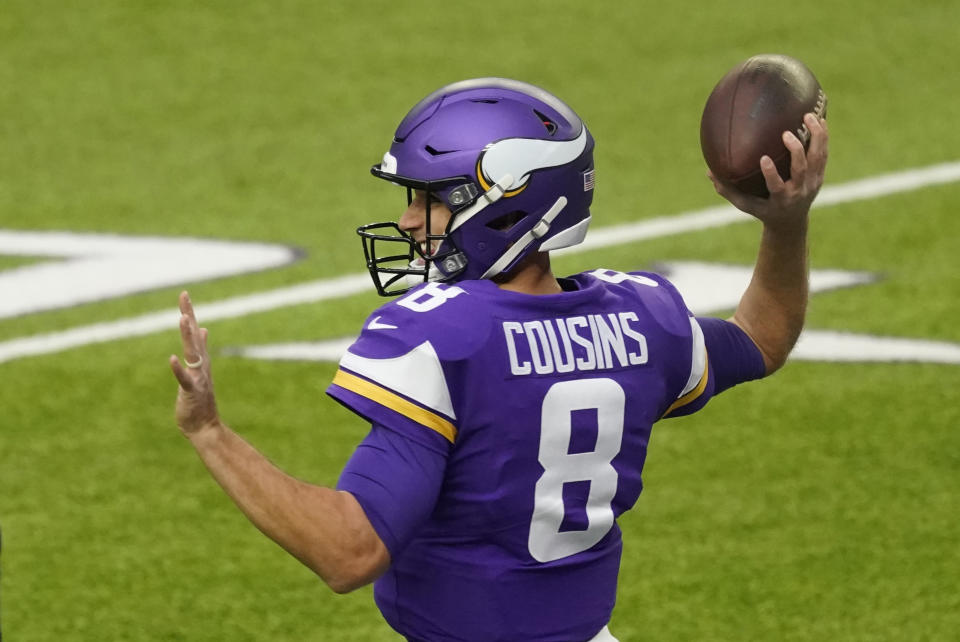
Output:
[326, 305, 458, 454]
[660, 316, 767, 418]
[337, 423, 447, 557]
[696, 316, 767, 393]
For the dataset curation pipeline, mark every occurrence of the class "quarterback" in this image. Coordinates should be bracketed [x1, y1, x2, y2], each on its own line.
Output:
[170, 78, 828, 641]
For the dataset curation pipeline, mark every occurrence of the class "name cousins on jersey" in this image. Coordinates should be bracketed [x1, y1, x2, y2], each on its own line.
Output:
[395, 271, 660, 378]
[503, 312, 649, 376]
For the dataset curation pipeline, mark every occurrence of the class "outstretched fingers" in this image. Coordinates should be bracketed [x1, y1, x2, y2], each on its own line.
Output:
[170, 291, 220, 434]
[170, 291, 211, 387]
[177, 292, 205, 366]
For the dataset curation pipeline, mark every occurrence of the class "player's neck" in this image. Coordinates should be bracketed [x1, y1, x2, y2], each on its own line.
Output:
[494, 252, 562, 296]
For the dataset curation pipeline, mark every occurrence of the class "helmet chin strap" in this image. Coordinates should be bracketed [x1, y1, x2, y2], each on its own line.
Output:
[480, 196, 568, 280]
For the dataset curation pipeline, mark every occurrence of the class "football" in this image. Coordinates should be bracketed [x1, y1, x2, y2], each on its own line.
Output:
[700, 54, 827, 197]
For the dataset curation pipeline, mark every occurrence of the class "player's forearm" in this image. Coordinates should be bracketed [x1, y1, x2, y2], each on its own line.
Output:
[187, 421, 389, 593]
[731, 216, 809, 374]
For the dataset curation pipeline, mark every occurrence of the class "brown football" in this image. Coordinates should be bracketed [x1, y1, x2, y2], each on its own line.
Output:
[700, 54, 827, 197]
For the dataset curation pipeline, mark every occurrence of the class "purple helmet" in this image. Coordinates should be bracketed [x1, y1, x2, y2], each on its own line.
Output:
[359, 77, 596, 296]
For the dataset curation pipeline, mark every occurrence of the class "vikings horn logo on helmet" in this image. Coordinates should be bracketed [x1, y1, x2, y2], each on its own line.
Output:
[476, 128, 590, 196]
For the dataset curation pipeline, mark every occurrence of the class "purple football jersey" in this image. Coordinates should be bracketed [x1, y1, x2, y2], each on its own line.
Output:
[327, 269, 711, 641]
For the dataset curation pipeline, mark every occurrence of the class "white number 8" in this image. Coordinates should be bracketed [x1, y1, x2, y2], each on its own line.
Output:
[528, 378, 625, 563]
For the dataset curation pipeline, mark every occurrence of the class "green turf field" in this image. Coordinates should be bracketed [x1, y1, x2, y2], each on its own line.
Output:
[1, 1, 959, 640]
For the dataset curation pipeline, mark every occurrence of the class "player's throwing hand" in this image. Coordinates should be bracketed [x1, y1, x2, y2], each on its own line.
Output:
[710, 113, 829, 230]
[169, 291, 220, 436]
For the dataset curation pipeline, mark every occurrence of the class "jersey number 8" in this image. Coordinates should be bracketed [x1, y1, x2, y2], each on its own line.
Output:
[528, 378, 625, 563]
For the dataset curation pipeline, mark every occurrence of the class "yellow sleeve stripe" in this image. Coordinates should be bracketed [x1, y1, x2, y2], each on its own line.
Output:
[332, 369, 457, 443]
[664, 350, 710, 416]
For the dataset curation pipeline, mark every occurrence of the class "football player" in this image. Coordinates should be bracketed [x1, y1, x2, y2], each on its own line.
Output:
[170, 78, 827, 641]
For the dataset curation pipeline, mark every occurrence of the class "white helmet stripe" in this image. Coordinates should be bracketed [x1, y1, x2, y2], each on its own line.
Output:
[480, 128, 588, 191]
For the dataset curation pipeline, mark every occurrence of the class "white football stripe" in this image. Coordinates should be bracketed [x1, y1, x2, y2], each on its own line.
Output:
[0, 274, 370, 364]
[224, 339, 356, 362]
[0, 232, 298, 319]
[792, 331, 960, 363]
[657, 261, 875, 315]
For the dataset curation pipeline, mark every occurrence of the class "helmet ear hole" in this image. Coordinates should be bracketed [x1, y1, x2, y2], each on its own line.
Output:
[486, 210, 527, 232]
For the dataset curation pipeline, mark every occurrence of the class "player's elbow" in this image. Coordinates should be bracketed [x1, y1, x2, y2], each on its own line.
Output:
[325, 574, 370, 595]
[745, 330, 797, 376]
[760, 348, 789, 376]
[758, 322, 804, 375]
[318, 548, 389, 594]
[730, 311, 803, 377]
[324, 572, 364, 595]
[309, 494, 391, 594]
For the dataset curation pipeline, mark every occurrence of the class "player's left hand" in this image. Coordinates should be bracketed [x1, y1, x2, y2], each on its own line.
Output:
[169, 291, 220, 436]
[710, 113, 829, 231]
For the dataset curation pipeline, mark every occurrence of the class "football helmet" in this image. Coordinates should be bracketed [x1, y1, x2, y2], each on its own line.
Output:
[359, 77, 596, 296]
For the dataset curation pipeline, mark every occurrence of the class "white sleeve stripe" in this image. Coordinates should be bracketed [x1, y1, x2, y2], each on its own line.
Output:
[679, 317, 708, 398]
[339, 340, 456, 419]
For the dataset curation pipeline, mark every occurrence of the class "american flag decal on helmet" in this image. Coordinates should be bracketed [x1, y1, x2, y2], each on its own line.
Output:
[582, 169, 596, 191]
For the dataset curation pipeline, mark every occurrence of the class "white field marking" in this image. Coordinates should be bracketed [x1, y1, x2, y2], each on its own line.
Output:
[230, 261, 885, 363]
[223, 338, 357, 362]
[655, 262, 876, 316]
[0, 274, 370, 364]
[1, 161, 959, 364]
[0, 231, 299, 319]
[792, 331, 960, 363]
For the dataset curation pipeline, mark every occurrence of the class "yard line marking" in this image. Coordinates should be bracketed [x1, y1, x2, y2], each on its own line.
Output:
[0, 274, 370, 364]
[0, 232, 298, 319]
[1, 161, 958, 364]
[792, 330, 960, 363]
[224, 338, 357, 362]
